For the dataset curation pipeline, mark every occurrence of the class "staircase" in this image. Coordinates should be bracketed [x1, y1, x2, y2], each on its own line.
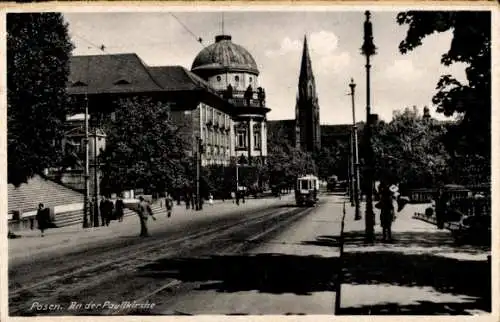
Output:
[53, 204, 164, 228]
[8, 175, 83, 214]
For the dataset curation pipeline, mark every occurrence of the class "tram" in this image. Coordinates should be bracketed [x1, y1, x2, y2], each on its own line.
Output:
[295, 175, 319, 207]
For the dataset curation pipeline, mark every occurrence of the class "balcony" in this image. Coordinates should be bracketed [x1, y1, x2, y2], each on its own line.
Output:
[229, 97, 266, 108]
[221, 89, 267, 108]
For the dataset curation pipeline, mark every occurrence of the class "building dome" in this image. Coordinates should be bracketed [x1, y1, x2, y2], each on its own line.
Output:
[191, 35, 259, 76]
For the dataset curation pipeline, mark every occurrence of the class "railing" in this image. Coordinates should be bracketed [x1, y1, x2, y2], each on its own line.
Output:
[220, 89, 267, 108]
[228, 97, 266, 108]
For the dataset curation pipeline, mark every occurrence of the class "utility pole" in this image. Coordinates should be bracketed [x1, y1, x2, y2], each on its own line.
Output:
[83, 94, 90, 228]
[349, 129, 355, 206]
[236, 163, 239, 191]
[361, 10, 377, 242]
[247, 119, 252, 167]
[196, 136, 202, 211]
[347, 144, 353, 205]
[349, 78, 361, 221]
[93, 115, 100, 227]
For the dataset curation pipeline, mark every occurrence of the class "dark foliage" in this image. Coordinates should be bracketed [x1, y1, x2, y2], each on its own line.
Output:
[7, 13, 74, 186]
[99, 97, 189, 195]
[397, 11, 491, 181]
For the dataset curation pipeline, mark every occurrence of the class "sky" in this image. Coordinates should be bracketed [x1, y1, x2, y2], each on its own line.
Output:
[63, 10, 468, 125]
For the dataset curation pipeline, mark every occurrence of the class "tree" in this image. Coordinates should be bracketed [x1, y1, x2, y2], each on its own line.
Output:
[266, 140, 317, 190]
[372, 107, 450, 190]
[99, 97, 188, 195]
[397, 11, 491, 180]
[7, 13, 74, 187]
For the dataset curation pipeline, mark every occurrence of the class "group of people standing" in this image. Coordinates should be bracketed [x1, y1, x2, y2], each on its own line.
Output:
[98, 196, 125, 226]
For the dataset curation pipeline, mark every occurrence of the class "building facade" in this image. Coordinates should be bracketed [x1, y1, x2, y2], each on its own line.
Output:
[191, 34, 270, 166]
[59, 54, 236, 193]
[295, 36, 321, 152]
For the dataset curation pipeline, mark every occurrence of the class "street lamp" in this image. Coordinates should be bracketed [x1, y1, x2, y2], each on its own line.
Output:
[82, 94, 90, 228]
[361, 10, 377, 242]
[349, 78, 361, 221]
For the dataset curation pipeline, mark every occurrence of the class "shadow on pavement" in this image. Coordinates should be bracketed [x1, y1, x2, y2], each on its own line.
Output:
[336, 229, 491, 314]
[338, 299, 490, 315]
[301, 235, 342, 247]
[343, 229, 491, 253]
[136, 253, 339, 296]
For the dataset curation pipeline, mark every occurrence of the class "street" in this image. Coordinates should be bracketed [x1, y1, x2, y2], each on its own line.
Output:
[9, 194, 343, 316]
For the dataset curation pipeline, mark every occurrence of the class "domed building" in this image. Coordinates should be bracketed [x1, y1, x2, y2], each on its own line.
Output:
[191, 34, 270, 166]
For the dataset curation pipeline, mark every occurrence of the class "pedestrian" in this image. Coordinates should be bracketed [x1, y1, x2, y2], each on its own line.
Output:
[99, 197, 107, 227]
[115, 195, 125, 222]
[185, 194, 190, 210]
[208, 193, 214, 206]
[165, 194, 173, 218]
[104, 197, 114, 226]
[36, 203, 50, 237]
[376, 183, 397, 243]
[435, 188, 448, 229]
[137, 196, 156, 237]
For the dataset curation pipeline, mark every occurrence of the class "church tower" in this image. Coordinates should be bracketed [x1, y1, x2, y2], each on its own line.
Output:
[295, 35, 321, 152]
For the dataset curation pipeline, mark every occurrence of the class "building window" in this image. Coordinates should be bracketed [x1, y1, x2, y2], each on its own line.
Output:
[254, 131, 261, 149]
[249, 77, 253, 83]
[217, 75, 221, 82]
[235, 75, 240, 82]
[237, 130, 246, 149]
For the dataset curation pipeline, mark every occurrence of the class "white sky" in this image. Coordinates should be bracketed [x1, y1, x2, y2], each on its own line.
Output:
[63, 11, 468, 125]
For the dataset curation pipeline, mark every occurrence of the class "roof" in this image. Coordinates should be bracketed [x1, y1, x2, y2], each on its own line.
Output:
[299, 36, 315, 86]
[67, 53, 164, 95]
[67, 54, 232, 112]
[191, 35, 259, 76]
[148, 66, 218, 94]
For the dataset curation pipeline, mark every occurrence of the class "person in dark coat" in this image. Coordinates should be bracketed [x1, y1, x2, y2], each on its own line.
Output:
[165, 194, 173, 218]
[103, 197, 114, 226]
[185, 194, 191, 210]
[435, 188, 448, 229]
[377, 184, 396, 242]
[99, 197, 106, 226]
[137, 196, 156, 237]
[115, 196, 125, 222]
[36, 203, 50, 237]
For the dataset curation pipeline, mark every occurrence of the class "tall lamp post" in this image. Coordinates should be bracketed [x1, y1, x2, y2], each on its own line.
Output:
[349, 78, 361, 221]
[361, 10, 377, 242]
[82, 95, 90, 228]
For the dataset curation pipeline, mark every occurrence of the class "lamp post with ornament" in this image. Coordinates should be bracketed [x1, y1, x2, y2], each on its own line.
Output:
[349, 78, 361, 221]
[361, 10, 377, 242]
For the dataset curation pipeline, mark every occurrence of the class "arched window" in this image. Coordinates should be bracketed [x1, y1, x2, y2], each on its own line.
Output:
[235, 75, 240, 82]
[216, 75, 222, 82]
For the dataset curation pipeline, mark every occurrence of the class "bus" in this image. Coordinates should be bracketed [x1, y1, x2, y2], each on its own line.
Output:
[295, 175, 319, 207]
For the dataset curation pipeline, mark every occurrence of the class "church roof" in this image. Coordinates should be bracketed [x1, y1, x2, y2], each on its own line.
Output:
[191, 35, 259, 76]
[299, 35, 315, 85]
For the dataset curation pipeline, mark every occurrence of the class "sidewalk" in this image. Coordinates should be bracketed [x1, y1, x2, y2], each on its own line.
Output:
[338, 200, 491, 315]
[9, 194, 295, 264]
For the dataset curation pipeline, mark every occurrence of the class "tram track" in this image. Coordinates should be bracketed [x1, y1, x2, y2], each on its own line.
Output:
[9, 203, 316, 316]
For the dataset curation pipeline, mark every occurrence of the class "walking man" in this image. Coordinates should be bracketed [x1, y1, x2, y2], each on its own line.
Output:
[99, 197, 107, 227]
[377, 184, 398, 243]
[165, 194, 173, 218]
[137, 196, 156, 237]
[36, 203, 50, 237]
[115, 195, 125, 222]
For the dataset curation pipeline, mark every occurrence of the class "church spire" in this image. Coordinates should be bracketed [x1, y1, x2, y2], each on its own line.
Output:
[299, 35, 314, 85]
